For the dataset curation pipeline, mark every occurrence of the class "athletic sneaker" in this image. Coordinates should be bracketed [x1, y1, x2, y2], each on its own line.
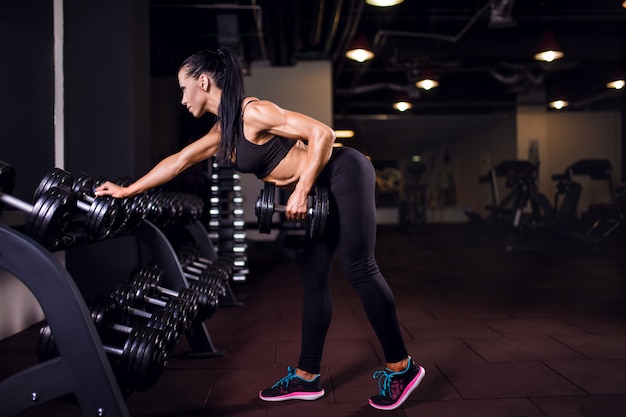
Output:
[368, 356, 425, 410]
[259, 366, 325, 402]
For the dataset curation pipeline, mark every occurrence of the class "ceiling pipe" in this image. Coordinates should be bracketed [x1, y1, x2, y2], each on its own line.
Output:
[323, 0, 345, 56]
[329, 0, 362, 61]
[571, 90, 624, 108]
[335, 82, 409, 95]
[310, 0, 326, 47]
[345, 1, 492, 90]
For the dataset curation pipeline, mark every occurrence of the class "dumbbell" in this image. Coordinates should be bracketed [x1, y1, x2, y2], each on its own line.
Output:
[175, 256, 227, 299]
[0, 161, 77, 248]
[35, 294, 179, 358]
[131, 266, 219, 320]
[178, 244, 233, 276]
[143, 191, 204, 227]
[36, 301, 169, 391]
[93, 293, 182, 352]
[178, 249, 230, 282]
[254, 182, 330, 238]
[111, 283, 195, 332]
[34, 168, 121, 240]
[77, 174, 148, 232]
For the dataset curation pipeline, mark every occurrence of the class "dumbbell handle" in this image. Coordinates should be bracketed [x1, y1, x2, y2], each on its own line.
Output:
[0, 191, 34, 212]
[273, 203, 313, 216]
[126, 305, 153, 319]
[76, 199, 92, 212]
[102, 344, 125, 356]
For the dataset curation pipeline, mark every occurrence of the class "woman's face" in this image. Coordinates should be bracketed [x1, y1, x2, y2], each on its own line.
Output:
[178, 68, 207, 118]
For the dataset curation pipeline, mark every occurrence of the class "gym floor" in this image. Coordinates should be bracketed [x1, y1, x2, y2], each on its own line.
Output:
[1, 224, 625, 417]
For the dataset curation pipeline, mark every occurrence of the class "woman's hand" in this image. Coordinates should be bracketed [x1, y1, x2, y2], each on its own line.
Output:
[285, 189, 309, 221]
[94, 181, 128, 199]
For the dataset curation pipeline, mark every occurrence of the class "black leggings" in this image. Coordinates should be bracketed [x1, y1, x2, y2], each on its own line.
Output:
[297, 146, 408, 374]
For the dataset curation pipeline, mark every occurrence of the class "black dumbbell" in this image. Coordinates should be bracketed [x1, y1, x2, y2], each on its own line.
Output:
[131, 266, 219, 320]
[175, 257, 227, 299]
[110, 175, 150, 231]
[36, 294, 179, 357]
[177, 246, 232, 286]
[33, 168, 121, 240]
[178, 245, 233, 276]
[92, 294, 181, 352]
[129, 267, 201, 321]
[143, 191, 204, 227]
[0, 161, 77, 248]
[36, 312, 168, 392]
[111, 283, 194, 332]
[73, 173, 148, 232]
[254, 182, 330, 238]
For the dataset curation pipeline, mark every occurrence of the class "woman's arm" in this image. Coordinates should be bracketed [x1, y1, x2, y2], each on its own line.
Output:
[244, 100, 336, 219]
[95, 124, 221, 198]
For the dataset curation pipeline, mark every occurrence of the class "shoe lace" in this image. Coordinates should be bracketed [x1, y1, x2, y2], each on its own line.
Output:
[272, 366, 298, 389]
[372, 370, 393, 397]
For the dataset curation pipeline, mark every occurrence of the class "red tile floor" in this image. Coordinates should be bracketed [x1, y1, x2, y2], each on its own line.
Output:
[2, 224, 625, 416]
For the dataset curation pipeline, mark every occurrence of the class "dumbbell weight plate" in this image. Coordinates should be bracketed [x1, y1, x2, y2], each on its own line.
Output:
[122, 327, 168, 391]
[254, 182, 275, 234]
[33, 168, 73, 203]
[83, 196, 121, 240]
[35, 323, 59, 362]
[308, 185, 329, 238]
[71, 173, 95, 196]
[26, 187, 78, 249]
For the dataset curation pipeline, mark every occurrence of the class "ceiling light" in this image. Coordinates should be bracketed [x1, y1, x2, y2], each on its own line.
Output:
[534, 31, 564, 62]
[414, 65, 439, 90]
[393, 101, 412, 112]
[416, 78, 439, 90]
[607, 79, 625, 90]
[345, 33, 374, 62]
[335, 129, 355, 138]
[365, 0, 404, 6]
[392, 90, 413, 111]
[549, 99, 569, 110]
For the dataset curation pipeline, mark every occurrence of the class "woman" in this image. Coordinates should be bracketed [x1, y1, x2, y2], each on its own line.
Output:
[95, 48, 424, 410]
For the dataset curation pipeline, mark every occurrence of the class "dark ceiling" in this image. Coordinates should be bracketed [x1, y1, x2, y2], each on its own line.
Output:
[150, 0, 626, 117]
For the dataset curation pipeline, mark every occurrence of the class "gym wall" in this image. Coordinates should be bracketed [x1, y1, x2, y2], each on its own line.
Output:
[0, 0, 152, 340]
[0, 0, 55, 340]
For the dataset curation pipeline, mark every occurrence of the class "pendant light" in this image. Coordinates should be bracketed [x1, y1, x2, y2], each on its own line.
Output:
[534, 31, 564, 62]
[345, 33, 375, 62]
[415, 65, 439, 90]
[365, 0, 404, 6]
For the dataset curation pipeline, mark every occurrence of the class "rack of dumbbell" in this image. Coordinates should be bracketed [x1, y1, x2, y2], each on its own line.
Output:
[207, 159, 249, 283]
[0, 161, 230, 417]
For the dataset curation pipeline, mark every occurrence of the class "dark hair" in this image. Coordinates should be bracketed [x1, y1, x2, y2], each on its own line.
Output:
[179, 48, 245, 164]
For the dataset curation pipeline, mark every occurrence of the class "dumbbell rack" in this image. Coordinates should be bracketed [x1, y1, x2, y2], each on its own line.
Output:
[207, 160, 249, 283]
[133, 220, 226, 356]
[0, 218, 226, 416]
[0, 224, 130, 417]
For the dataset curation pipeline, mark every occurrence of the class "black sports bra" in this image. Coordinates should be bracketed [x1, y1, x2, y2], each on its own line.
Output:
[230, 100, 296, 179]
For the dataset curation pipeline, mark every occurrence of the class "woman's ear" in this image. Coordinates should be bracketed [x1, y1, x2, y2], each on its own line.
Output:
[199, 74, 209, 91]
